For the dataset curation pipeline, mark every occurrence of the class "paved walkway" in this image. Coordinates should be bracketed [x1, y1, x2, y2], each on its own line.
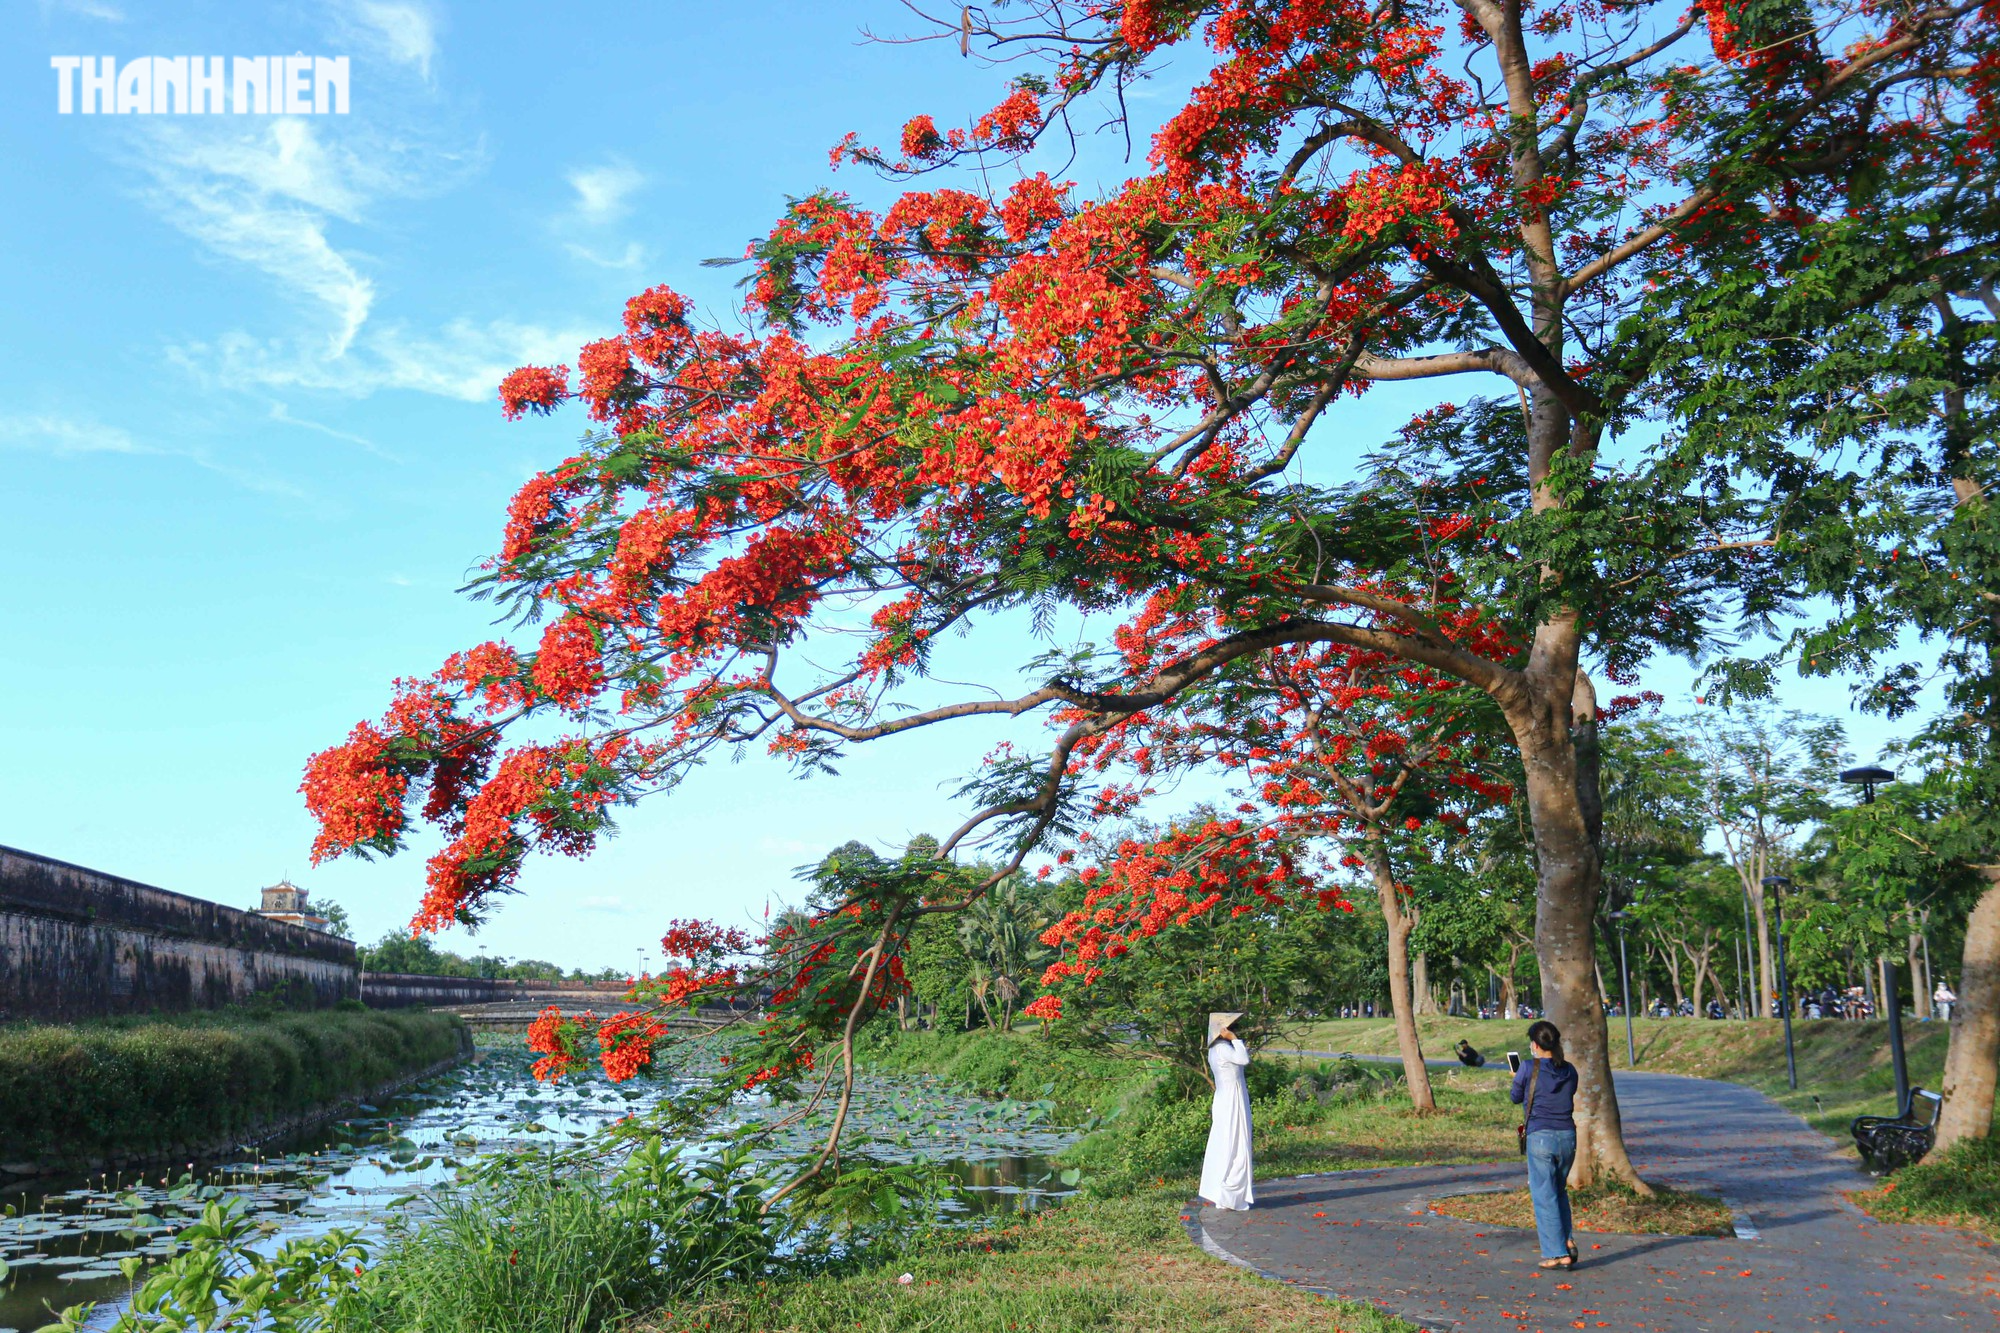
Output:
[1188, 1069, 2000, 1332]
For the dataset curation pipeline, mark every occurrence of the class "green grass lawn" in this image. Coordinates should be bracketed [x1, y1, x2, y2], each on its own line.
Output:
[1277, 1014, 1952, 1144]
[1253, 1061, 1518, 1177]
[648, 1187, 1412, 1333]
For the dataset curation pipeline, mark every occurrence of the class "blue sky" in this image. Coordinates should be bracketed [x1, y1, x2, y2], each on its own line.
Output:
[0, 1, 1910, 972]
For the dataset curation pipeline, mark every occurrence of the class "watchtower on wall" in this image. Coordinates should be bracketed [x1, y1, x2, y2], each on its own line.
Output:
[257, 880, 329, 932]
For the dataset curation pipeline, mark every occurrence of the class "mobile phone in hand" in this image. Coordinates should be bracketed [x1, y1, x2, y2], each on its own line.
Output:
[1506, 1051, 1522, 1073]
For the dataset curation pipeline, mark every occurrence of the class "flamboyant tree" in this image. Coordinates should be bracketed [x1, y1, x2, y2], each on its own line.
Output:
[1030, 813, 1354, 1070]
[1074, 625, 1518, 1110]
[303, 0, 1992, 1185]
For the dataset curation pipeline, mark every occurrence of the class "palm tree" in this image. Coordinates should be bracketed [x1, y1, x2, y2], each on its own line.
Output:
[956, 877, 1055, 1032]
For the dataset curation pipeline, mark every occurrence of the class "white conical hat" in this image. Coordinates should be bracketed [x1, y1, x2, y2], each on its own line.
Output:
[1207, 1011, 1244, 1044]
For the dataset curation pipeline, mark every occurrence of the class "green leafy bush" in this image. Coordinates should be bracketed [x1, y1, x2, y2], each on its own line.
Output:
[853, 1026, 1156, 1123]
[348, 1138, 787, 1333]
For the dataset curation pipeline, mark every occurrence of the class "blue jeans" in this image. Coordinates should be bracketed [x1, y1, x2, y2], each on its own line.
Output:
[1525, 1129, 1576, 1259]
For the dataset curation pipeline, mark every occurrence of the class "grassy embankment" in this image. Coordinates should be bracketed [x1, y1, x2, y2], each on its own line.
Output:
[1284, 1015, 2000, 1238]
[0, 1004, 467, 1170]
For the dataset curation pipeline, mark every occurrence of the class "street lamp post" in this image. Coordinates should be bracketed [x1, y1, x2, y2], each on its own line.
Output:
[1764, 875, 1799, 1090]
[1841, 763, 1910, 1112]
[1609, 910, 1636, 1066]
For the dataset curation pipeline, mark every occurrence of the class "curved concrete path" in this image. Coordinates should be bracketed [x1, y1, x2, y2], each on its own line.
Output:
[1188, 1070, 2000, 1332]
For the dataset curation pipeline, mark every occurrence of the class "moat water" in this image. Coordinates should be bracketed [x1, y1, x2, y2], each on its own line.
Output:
[0, 1044, 1082, 1331]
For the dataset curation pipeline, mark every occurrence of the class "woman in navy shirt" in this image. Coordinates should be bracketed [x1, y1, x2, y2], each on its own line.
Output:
[1510, 1019, 1579, 1268]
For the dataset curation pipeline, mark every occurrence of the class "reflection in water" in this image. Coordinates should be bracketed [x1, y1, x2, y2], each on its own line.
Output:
[941, 1155, 1071, 1217]
[0, 1046, 1080, 1330]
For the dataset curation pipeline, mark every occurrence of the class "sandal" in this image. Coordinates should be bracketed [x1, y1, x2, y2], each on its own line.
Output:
[1568, 1239, 1579, 1264]
[1538, 1256, 1575, 1270]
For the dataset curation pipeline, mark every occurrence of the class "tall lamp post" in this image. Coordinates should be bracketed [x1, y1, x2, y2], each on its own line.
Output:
[1609, 909, 1637, 1066]
[1840, 763, 1911, 1112]
[1763, 875, 1799, 1089]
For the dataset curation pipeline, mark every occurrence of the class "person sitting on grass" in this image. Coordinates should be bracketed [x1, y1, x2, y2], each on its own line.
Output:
[1456, 1038, 1486, 1067]
[1511, 1019, 1579, 1270]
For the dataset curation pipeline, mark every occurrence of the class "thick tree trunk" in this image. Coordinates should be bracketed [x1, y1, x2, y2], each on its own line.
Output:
[1504, 662, 1648, 1191]
[1413, 951, 1437, 1015]
[1369, 830, 1437, 1113]
[1937, 868, 2000, 1150]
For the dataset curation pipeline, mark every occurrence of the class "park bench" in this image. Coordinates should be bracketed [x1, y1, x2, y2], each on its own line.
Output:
[1851, 1087, 1943, 1174]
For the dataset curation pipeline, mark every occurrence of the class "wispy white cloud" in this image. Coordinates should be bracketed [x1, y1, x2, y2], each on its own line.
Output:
[559, 164, 648, 272]
[567, 163, 644, 222]
[176, 317, 596, 403]
[122, 64, 556, 403]
[266, 400, 398, 462]
[347, 0, 440, 81]
[86, 6, 580, 410]
[133, 118, 383, 357]
[564, 240, 647, 270]
[0, 414, 151, 456]
[0, 413, 308, 498]
[38, 0, 126, 21]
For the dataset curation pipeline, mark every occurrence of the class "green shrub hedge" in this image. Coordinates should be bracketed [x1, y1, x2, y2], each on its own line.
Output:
[0, 1007, 467, 1168]
[852, 1026, 1164, 1121]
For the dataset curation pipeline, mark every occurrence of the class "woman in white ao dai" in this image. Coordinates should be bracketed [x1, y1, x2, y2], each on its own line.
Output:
[1198, 1011, 1254, 1211]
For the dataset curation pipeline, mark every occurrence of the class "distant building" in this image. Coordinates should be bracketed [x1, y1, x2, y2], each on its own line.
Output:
[257, 879, 330, 932]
